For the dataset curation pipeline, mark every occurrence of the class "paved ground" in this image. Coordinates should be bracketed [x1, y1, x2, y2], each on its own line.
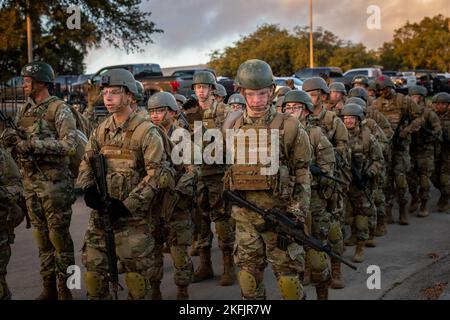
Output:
[6, 188, 450, 300]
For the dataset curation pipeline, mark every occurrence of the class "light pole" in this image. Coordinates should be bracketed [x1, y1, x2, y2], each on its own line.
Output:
[309, 0, 314, 68]
[26, 0, 33, 62]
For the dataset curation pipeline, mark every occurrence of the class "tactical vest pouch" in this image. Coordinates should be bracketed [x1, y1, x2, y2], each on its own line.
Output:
[228, 165, 272, 191]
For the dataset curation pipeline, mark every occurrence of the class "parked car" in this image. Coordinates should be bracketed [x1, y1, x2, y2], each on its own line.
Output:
[294, 67, 343, 80]
[274, 77, 303, 90]
[343, 68, 383, 79]
[170, 68, 216, 97]
[433, 73, 450, 93]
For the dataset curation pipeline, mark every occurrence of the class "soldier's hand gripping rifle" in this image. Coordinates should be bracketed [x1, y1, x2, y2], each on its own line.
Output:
[89, 153, 122, 300]
[310, 164, 346, 185]
[223, 189, 357, 270]
[350, 158, 374, 208]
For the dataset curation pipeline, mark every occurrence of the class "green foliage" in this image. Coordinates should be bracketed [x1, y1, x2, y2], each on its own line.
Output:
[209, 15, 450, 77]
[0, 0, 163, 81]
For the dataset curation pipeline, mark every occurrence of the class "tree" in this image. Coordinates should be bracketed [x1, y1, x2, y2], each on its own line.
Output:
[0, 0, 163, 81]
[328, 43, 378, 71]
[379, 15, 450, 71]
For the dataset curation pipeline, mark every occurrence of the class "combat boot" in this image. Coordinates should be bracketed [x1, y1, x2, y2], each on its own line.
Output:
[418, 200, 429, 217]
[365, 229, 377, 247]
[344, 232, 357, 247]
[176, 285, 189, 300]
[352, 241, 366, 263]
[437, 195, 449, 213]
[374, 216, 387, 237]
[408, 196, 420, 213]
[398, 205, 409, 225]
[36, 276, 58, 300]
[150, 281, 162, 300]
[57, 275, 72, 300]
[316, 285, 329, 300]
[193, 247, 214, 283]
[385, 205, 394, 224]
[330, 259, 345, 289]
[219, 251, 235, 286]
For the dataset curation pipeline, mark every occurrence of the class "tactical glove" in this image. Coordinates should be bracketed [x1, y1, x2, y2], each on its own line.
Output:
[84, 185, 100, 210]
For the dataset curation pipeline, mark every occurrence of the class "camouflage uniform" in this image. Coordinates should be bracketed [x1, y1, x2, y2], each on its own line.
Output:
[146, 92, 195, 299]
[431, 93, 450, 212]
[78, 109, 170, 299]
[372, 78, 423, 224]
[343, 104, 384, 262]
[184, 77, 235, 285]
[224, 60, 311, 300]
[0, 148, 24, 300]
[12, 95, 78, 298]
[408, 92, 442, 217]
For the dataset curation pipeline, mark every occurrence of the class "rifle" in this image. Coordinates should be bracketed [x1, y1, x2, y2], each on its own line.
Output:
[350, 158, 374, 208]
[223, 189, 357, 271]
[0, 109, 49, 181]
[420, 126, 442, 142]
[89, 153, 122, 300]
[310, 164, 346, 185]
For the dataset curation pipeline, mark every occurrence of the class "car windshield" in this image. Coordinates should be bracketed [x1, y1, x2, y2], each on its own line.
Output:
[172, 70, 195, 77]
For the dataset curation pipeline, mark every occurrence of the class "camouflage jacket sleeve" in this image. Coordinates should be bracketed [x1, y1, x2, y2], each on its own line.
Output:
[77, 127, 101, 190]
[332, 116, 350, 163]
[373, 110, 394, 140]
[287, 123, 312, 221]
[32, 103, 79, 156]
[123, 126, 165, 216]
[0, 148, 23, 202]
[367, 134, 384, 178]
[426, 109, 442, 136]
[402, 96, 425, 135]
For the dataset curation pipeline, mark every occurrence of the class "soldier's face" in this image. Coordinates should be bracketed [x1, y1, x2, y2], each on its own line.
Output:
[231, 104, 243, 112]
[284, 102, 304, 118]
[23, 76, 44, 97]
[353, 83, 366, 89]
[330, 91, 343, 103]
[343, 115, 358, 129]
[214, 95, 224, 103]
[243, 87, 272, 115]
[434, 102, 448, 113]
[410, 95, 422, 105]
[149, 107, 169, 125]
[102, 86, 131, 113]
[308, 90, 325, 107]
[194, 84, 212, 102]
[379, 87, 393, 99]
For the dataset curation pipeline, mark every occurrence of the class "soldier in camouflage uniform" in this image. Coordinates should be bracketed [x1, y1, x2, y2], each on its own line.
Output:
[147, 92, 195, 300]
[303, 77, 349, 285]
[228, 93, 246, 112]
[223, 59, 311, 300]
[79, 69, 172, 300]
[214, 84, 227, 104]
[430, 92, 450, 213]
[351, 75, 369, 90]
[283, 90, 341, 296]
[0, 147, 24, 300]
[2, 62, 78, 300]
[174, 94, 187, 109]
[183, 71, 235, 285]
[326, 82, 347, 115]
[372, 76, 423, 225]
[342, 104, 384, 262]
[407, 86, 442, 217]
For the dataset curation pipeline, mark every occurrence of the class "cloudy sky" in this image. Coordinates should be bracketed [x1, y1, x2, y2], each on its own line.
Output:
[84, 0, 449, 73]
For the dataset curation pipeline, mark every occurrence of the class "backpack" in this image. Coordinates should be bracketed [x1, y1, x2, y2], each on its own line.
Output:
[45, 97, 93, 178]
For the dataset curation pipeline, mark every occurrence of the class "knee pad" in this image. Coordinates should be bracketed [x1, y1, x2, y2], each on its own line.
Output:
[49, 229, 66, 252]
[419, 175, 431, 191]
[307, 250, 330, 284]
[238, 270, 257, 298]
[33, 229, 49, 250]
[84, 272, 108, 298]
[328, 222, 342, 243]
[354, 215, 368, 232]
[277, 274, 302, 300]
[125, 272, 147, 299]
[170, 246, 189, 269]
[395, 174, 407, 189]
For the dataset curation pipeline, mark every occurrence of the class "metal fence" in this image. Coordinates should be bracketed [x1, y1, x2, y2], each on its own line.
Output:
[0, 82, 25, 131]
